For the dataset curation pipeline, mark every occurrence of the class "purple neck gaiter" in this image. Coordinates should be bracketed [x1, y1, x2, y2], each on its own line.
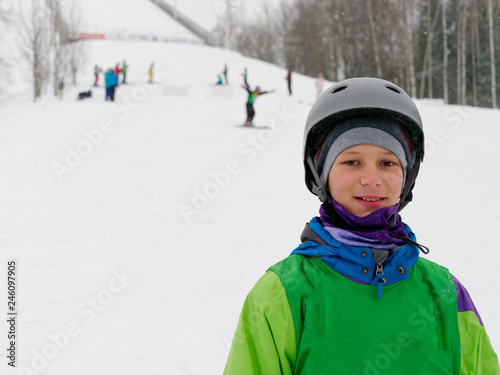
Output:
[319, 198, 408, 250]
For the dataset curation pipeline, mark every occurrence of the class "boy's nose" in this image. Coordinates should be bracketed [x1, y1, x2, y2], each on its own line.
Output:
[360, 166, 382, 186]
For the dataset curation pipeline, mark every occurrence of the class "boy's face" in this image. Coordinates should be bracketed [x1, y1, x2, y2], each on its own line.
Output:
[327, 144, 404, 217]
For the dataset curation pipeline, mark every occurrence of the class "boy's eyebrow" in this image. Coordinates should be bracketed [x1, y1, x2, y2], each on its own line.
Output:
[339, 150, 396, 156]
[339, 151, 361, 155]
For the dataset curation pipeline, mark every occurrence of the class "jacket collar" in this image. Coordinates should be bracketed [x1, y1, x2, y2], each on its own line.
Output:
[291, 217, 420, 289]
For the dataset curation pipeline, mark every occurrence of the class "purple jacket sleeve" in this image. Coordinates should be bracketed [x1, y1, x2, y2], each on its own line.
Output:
[453, 275, 500, 374]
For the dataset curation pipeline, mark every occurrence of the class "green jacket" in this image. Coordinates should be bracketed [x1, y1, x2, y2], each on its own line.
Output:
[224, 254, 499, 374]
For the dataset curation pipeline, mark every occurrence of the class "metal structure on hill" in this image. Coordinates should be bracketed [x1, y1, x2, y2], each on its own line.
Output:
[149, 0, 212, 45]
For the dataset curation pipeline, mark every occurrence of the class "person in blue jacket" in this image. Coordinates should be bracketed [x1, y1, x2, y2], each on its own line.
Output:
[224, 77, 500, 374]
[104, 68, 118, 101]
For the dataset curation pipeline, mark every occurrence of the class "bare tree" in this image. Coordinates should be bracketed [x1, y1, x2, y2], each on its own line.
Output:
[487, 0, 497, 108]
[0, 1, 13, 97]
[367, 0, 382, 77]
[455, 0, 468, 105]
[442, 0, 449, 103]
[324, 0, 340, 81]
[222, 0, 497, 108]
[418, 0, 440, 98]
[46, 0, 65, 98]
[405, 0, 417, 97]
[470, 0, 480, 107]
[18, 0, 52, 101]
[12, 0, 88, 101]
[233, 4, 278, 65]
[63, 0, 87, 86]
[224, 0, 232, 50]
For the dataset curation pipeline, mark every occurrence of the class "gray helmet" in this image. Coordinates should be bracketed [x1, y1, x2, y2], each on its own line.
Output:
[303, 77, 425, 211]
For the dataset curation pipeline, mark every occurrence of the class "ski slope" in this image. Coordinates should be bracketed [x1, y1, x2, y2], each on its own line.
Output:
[0, 40, 499, 374]
[76, 0, 198, 41]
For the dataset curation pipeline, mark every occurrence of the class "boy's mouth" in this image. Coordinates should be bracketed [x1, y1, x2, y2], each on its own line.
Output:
[356, 197, 383, 202]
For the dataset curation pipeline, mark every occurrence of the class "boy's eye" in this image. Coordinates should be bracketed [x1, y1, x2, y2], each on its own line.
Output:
[344, 160, 359, 166]
[381, 161, 397, 167]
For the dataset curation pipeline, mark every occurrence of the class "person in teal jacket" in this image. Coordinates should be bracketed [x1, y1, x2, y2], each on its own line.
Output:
[224, 77, 499, 374]
[104, 68, 118, 101]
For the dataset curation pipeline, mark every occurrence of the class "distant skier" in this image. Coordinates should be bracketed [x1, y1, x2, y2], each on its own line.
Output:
[223, 64, 228, 85]
[148, 63, 154, 83]
[286, 66, 292, 96]
[104, 68, 112, 100]
[316, 73, 325, 98]
[114, 63, 122, 85]
[242, 83, 274, 126]
[121, 61, 128, 84]
[242, 67, 248, 87]
[94, 65, 102, 87]
[216, 75, 224, 85]
[105, 68, 118, 101]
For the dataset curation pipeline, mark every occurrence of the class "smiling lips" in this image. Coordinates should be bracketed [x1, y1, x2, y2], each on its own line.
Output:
[356, 196, 385, 207]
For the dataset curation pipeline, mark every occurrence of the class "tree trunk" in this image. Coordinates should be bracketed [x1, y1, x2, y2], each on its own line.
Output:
[367, 0, 382, 77]
[471, 1, 480, 106]
[405, 0, 417, 97]
[21, 0, 50, 102]
[487, 0, 497, 108]
[460, 2, 468, 105]
[419, 0, 440, 99]
[442, 0, 449, 103]
[456, 2, 462, 104]
[224, 0, 232, 50]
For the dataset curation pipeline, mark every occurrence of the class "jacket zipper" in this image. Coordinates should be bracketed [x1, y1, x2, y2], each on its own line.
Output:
[375, 263, 385, 298]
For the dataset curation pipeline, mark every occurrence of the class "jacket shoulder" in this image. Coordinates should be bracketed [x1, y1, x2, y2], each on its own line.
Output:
[414, 257, 454, 283]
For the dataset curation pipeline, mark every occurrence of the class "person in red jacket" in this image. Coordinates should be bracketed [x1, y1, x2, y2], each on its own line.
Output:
[94, 65, 102, 87]
[286, 66, 292, 96]
[114, 63, 122, 85]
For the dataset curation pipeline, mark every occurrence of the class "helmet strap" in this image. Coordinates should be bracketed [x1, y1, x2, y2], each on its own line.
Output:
[305, 155, 351, 229]
[387, 158, 421, 228]
[397, 158, 421, 212]
[305, 155, 329, 203]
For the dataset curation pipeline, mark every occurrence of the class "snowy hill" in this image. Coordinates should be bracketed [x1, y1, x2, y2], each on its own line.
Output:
[76, 0, 198, 41]
[1, 40, 499, 374]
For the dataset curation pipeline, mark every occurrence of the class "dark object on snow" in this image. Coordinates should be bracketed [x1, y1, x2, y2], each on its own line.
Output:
[78, 91, 92, 100]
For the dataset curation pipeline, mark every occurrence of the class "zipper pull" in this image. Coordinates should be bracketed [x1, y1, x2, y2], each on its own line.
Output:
[375, 263, 385, 298]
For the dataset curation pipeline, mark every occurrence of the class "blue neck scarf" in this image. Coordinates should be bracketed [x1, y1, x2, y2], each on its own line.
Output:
[319, 198, 408, 250]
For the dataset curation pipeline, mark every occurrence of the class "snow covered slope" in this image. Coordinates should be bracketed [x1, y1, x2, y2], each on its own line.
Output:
[0, 40, 499, 374]
[76, 0, 198, 41]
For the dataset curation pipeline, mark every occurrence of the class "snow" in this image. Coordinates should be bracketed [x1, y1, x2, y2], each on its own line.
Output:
[1, 26, 500, 375]
[76, 0, 198, 41]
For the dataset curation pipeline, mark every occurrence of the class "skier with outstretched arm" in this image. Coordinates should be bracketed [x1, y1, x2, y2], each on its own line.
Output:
[242, 83, 274, 127]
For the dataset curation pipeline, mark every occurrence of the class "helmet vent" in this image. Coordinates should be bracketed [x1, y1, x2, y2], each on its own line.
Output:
[385, 85, 401, 94]
[331, 85, 348, 94]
